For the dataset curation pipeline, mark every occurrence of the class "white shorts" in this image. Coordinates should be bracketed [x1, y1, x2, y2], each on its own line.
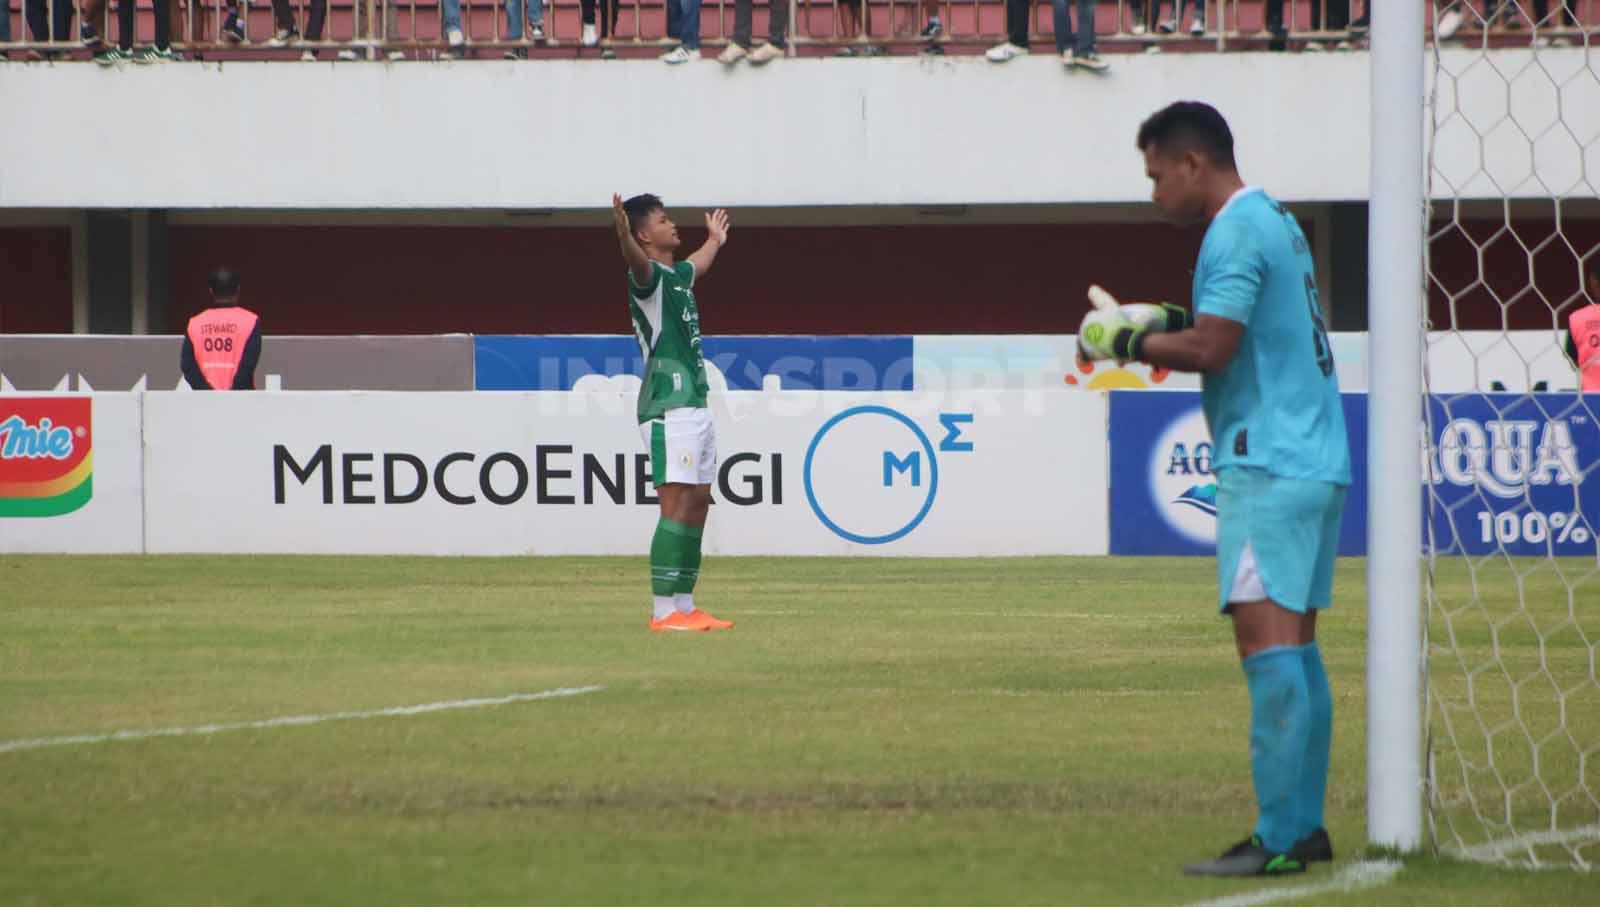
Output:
[1227, 542, 1268, 604]
[639, 407, 717, 487]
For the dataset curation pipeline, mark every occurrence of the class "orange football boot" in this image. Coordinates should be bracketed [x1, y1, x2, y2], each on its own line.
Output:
[649, 611, 707, 632]
[684, 609, 734, 630]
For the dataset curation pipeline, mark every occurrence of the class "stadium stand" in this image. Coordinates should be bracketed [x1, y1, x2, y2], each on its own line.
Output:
[2, 1, 1591, 63]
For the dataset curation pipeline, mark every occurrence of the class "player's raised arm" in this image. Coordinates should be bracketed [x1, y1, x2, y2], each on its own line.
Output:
[686, 209, 729, 279]
[613, 193, 655, 287]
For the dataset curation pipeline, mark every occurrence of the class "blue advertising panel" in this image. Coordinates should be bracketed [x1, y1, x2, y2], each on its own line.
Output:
[1108, 391, 1369, 556]
[474, 335, 915, 392]
[1425, 394, 1599, 556]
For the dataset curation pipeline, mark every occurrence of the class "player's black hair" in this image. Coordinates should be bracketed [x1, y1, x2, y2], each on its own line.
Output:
[1136, 102, 1238, 171]
[1588, 256, 1599, 283]
[208, 266, 241, 299]
[622, 194, 665, 237]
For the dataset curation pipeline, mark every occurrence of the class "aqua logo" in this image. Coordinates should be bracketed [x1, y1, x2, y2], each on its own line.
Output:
[1148, 404, 1217, 545]
[1427, 418, 1581, 499]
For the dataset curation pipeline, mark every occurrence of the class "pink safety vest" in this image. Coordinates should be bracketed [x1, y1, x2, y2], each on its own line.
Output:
[1571, 306, 1600, 392]
[186, 307, 259, 391]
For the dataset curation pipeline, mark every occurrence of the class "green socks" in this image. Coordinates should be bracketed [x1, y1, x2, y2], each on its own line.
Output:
[650, 518, 704, 619]
[676, 523, 703, 596]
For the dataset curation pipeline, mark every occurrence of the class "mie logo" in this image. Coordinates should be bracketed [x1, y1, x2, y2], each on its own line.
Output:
[803, 406, 973, 544]
[0, 398, 94, 518]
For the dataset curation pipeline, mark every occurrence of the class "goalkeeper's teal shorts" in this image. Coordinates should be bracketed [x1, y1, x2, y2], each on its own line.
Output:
[1214, 466, 1347, 615]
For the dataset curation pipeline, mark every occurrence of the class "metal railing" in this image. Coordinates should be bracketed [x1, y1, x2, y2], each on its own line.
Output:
[1, 1, 1595, 61]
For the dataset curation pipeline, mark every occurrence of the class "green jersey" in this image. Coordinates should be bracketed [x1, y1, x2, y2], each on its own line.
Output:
[628, 259, 710, 423]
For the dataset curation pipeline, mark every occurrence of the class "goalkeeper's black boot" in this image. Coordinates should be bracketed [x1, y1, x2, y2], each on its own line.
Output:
[1293, 827, 1334, 864]
[1182, 835, 1306, 877]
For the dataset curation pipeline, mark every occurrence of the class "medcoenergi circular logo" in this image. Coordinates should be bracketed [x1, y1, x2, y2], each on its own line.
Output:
[803, 406, 939, 545]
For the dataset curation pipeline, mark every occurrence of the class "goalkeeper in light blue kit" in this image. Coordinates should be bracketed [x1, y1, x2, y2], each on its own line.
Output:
[1078, 101, 1351, 877]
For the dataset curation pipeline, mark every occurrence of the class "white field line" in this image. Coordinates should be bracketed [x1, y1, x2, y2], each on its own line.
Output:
[1452, 824, 1600, 868]
[1182, 859, 1403, 907]
[0, 685, 604, 755]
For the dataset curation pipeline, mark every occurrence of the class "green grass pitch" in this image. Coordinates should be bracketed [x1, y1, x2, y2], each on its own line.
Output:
[0, 555, 1593, 905]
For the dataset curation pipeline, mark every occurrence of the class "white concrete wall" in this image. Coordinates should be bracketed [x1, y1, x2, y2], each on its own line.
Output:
[0, 48, 1591, 209]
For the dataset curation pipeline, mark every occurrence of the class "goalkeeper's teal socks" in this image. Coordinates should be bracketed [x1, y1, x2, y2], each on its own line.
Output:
[1243, 646, 1310, 855]
[1297, 642, 1333, 837]
[673, 521, 704, 615]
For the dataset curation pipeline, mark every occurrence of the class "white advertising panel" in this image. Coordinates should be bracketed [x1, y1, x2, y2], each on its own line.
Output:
[143, 390, 1108, 557]
[1425, 330, 1583, 393]
[914, 330, 1574, 394]
[0, 394, 144, 554]
[914, 335, 1203, 394]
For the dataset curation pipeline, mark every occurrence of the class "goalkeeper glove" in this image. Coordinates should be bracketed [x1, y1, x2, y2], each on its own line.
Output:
[1077, 307, 1145, 362]
[1077, 285, 1193, 362]
[1119, 302, 1194, 334]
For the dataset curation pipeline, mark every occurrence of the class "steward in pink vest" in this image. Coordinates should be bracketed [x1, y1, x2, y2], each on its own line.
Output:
[1565, 261, 1600, 393]
[181, 267, 262, 391]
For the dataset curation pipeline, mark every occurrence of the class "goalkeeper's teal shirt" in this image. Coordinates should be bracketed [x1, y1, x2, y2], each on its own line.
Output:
[1192, 187, 1352, 487]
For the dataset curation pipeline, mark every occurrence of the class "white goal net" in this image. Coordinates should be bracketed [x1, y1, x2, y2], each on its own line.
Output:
[1423, 0, 1600, 871]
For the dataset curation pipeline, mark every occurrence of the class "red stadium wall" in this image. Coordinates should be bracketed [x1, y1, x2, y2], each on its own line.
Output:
[1427, 218, 1600, 333]
[0, 227, 73, 334]
[4, 217, 1590, 337]
[164, 222, 1225, 336]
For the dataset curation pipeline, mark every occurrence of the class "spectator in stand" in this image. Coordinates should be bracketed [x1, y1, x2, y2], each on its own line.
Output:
[441, 0, 466, 56]
[170, 0, 241, 45]
[1530, 0, 1579, 45]
[1434, 2, 1463, 39]
[1158, 1, 1208, 37]
[834, 0, 883, 56]
[502, 0, 546, 58]
[1478, 1, 1516, 30]
[220, 2, 246, 43]
[916, 0, 942, 42]
[268, 0, 328, 60]
[1303, 1, 1350, 51]
[719, 0, 789, 64]
[173, 0, 190, 53]
[10, 0, 75, 60]
[1128, 0, 1163, 37]
[81, 0, 123, 62]
[1435, 1, 1575, 44]
[83, 0, 176, 62]
[660, 0, 702, 62]
[1288, 0, 1382, 50]
[987, 0, 1108, 68]
[354, 1, 404, 61]
[1263, 0, 1289, 50]
[580, 0, 617, 56]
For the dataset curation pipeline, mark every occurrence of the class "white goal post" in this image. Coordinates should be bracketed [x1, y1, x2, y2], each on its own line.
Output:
[1380, 1, 1600, 871]
[1367, 0, 1427, 856]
